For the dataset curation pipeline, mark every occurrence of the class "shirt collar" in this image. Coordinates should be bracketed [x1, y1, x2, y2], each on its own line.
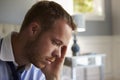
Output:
[0, 32, 15, 61]
[0, 32, 32, 70]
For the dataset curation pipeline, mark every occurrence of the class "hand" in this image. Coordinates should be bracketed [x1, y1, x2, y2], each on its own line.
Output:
[41, 46, 67, 80]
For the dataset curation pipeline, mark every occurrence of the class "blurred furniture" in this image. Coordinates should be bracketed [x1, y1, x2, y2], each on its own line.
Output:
[64, 53, 105, 80]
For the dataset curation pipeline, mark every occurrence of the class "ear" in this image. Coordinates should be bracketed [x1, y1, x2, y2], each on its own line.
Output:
[29, 22, 41, 36]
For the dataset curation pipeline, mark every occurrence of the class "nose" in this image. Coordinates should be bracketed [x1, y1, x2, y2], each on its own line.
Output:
[52, 47, 61, 58]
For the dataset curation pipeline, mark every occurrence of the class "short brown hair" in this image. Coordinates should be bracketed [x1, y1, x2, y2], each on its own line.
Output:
[20, 1, 76, 32]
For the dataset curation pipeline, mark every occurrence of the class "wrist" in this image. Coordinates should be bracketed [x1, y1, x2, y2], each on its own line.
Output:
[46, 75, 60, 80]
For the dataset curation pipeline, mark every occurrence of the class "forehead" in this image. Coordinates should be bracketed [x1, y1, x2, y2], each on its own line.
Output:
[49, 19, 72, 45]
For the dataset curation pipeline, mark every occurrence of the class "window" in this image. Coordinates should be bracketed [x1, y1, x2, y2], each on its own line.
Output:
[49, 0, 105, 21]
[84, 0, 105, 20]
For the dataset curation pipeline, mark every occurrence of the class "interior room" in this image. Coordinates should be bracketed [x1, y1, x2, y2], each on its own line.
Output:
[0, 0, 120, 80]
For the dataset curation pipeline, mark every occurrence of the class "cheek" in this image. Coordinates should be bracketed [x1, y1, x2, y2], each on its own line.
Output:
[29, 42, 55, 67]
[41, 44, 55, 56]
[33, 40, 55, 57]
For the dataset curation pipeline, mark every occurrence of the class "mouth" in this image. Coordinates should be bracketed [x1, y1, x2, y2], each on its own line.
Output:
[46, 57, 56, 64]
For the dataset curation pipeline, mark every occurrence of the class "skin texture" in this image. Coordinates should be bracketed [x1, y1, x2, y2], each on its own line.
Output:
[12, 19, 72, 80]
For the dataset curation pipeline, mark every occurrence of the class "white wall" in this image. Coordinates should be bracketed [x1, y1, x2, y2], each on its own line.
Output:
[111, 0, 120, 80]
[0, 0, 36, 25]
[111, 0, 120, 35]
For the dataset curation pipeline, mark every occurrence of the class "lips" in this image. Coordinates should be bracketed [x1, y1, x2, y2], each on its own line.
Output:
[46, 57, 56, 63]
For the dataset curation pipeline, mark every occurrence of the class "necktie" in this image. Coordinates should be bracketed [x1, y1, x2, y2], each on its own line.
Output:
[7, 62, 25, 80]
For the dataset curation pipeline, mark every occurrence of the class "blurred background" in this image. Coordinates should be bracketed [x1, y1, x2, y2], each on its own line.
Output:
[0, 0, 120, 80]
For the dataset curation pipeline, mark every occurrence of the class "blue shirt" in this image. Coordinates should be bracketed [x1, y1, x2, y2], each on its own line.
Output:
[0, 32, 46, 80]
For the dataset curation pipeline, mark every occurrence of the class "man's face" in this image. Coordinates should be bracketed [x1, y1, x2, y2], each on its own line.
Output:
[25, 19, 72, 68]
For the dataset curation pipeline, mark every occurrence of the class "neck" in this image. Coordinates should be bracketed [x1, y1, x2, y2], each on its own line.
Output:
[11, 32, 29, 66]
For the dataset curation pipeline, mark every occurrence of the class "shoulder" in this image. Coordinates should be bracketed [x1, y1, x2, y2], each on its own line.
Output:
[0, 59, 7, 67]
[31, 64, 46, 77]
[0, 60, 11, 80]
[22, 64, 46, 80]
[0, 60, 10, 71]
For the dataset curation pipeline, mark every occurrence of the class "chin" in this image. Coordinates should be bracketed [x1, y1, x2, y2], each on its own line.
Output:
[34, 62, 46, 69]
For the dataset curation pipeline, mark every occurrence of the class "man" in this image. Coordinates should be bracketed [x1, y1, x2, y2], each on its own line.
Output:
[0, 1, 76, 80]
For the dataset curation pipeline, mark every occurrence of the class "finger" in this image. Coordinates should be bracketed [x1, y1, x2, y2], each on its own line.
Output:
[61, 46, 67, 58]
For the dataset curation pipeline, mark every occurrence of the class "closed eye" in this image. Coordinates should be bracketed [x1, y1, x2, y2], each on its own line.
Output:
[51, 39, 63, 47]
